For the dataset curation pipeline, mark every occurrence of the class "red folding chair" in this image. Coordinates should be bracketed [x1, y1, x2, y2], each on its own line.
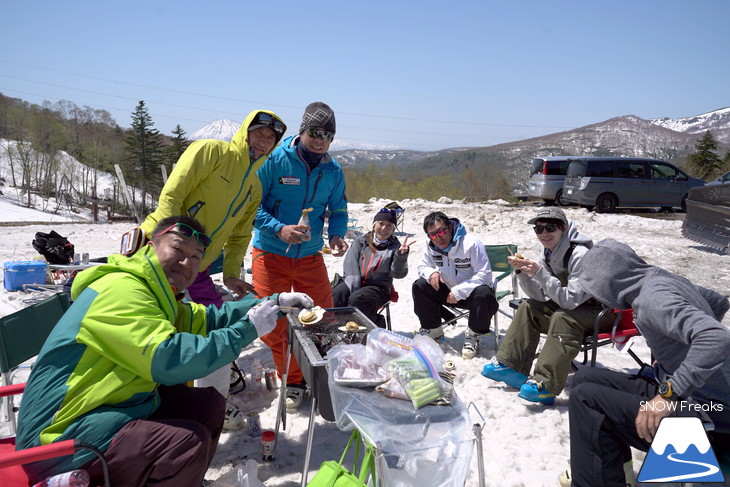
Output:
[0, 383, 111, 487]
[581, 308, 643, 367]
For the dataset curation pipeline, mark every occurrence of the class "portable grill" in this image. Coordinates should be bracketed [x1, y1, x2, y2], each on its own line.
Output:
[287, 306, 376, 421]
[276, 307, 377, 487]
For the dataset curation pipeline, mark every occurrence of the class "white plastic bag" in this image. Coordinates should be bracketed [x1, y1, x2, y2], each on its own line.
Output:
[208, 459, 265, 487]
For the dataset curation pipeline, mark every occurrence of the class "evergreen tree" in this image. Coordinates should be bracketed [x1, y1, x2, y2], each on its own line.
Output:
[123, 101, 165, 214]
[166, 124, 189, 176]
[684, 131, 723, 180]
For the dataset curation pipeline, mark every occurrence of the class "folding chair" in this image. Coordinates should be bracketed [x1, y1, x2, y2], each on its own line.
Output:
[375, 286, 399, 331]
[0, 385, 111, 487]
[1, 293, 70, 433]
[441, 244, 519, 342]
[579, 308, 643, 367]
[384, 202, 405, 233]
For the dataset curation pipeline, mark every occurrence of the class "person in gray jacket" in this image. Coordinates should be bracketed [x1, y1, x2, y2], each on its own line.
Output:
[561, 238, 730, 487]
[481, 207, 613, 404]
[332, 207, 413, 327]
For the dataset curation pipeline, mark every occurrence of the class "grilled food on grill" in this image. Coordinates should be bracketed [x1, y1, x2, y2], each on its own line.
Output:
[345, 321, 359, 331]
[298, 306, 325, 325]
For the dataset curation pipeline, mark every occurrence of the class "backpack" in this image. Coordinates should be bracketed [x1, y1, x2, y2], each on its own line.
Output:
[32, 230, 75, 265]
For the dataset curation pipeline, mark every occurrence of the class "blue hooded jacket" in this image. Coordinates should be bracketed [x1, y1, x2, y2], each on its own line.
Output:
[253, 135, 348, 257]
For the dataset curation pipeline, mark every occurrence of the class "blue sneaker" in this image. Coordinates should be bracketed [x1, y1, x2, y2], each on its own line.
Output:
[518, 380, 556, 405]
[480, 357, 527, 389]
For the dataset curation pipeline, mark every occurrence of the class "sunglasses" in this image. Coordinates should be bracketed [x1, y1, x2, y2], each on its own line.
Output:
[533, 223, 561, 234]
[378, 208, 397, 216]
[427, 227, 449, 239]
[306, 127, 335, 141]
[252, 112, 287, 134]
[156, 222, 212, 248]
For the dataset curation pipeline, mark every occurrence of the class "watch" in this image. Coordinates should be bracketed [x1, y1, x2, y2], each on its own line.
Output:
[658, 380, 680, 401]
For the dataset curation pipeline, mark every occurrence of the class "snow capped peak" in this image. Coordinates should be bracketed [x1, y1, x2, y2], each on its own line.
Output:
[650, 107, 730, 134]
[650, 417, 712, 455]
[189, 119, 240, 142]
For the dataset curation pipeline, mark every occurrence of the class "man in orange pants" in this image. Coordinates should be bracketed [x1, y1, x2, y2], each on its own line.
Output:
[252, 102, 349, 411]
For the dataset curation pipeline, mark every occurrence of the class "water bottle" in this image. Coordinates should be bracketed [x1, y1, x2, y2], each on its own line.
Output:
[251, 358, 265, 391]
[33, 469, 90, 487]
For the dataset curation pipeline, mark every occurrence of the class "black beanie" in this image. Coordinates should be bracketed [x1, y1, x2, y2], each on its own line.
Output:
[373, 209, 397, 225]
[299, 102, 336, 134]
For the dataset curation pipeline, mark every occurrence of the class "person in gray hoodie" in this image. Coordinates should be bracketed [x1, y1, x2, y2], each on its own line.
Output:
[562, 238, 730, 487]
[481, 207, 613, 404]
[332, 207, 413, 326]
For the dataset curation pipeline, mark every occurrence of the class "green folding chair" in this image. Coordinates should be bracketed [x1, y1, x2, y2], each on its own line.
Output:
[0, 292, 70, 434]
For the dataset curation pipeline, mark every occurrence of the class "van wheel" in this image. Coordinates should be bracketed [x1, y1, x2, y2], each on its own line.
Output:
[555, 190, 569, 206]
[595, 193, 618, 213]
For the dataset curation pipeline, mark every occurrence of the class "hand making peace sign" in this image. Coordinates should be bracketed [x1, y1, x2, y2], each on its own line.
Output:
[398, 236, 416, 255]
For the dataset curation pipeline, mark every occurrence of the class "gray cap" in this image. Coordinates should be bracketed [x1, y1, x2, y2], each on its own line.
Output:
[527, 207, 568, 225]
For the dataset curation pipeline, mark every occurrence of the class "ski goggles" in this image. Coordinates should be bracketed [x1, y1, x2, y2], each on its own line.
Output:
[251, 112, 287, 134]
[306, 127, 335, 141]
[156, 222, 212, 248]
[427, 227, 449, 240]
[533, 223, 560, 234]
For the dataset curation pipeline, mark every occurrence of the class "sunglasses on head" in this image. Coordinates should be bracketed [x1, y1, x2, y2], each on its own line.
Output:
[427, 227, 449, 239]
[378, 208, 397, 216]
[156, 222, 212, 248]
[533, 223, 561, 234]
[252, 112, 286, 134]
[306, 127, 335, 141]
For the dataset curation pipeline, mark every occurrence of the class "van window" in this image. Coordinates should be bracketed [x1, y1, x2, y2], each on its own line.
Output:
[650, 162, 685, 181]
[530, 158, 570, 176]
[616, 162, 648, 179]
[584, 160, 613, 177]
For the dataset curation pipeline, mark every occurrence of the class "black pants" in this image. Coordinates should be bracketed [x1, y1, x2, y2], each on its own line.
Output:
[568, 367, 730, 487]
[411, 278, 498, 334]
[332, 282, 389, 327]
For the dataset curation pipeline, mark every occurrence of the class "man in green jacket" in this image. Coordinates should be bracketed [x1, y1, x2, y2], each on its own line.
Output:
[136, 109, 287, 428]
[16, 216, 312, 487]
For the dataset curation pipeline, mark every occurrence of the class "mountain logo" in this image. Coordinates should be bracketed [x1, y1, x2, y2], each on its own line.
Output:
[638, 416, 725, 483]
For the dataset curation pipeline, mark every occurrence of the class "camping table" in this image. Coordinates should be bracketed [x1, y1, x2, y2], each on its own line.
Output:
[326, 349, 476, 487]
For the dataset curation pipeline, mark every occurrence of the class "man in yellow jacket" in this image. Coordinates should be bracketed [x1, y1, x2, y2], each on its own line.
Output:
[137, 109, 287, 428]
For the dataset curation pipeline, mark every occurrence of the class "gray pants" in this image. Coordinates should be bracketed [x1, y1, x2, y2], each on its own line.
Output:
[496, 298, 613, 394]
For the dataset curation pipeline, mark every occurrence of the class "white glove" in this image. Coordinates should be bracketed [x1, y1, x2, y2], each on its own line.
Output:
[247, 299, 280, 337]
[278, 292, 314, 310]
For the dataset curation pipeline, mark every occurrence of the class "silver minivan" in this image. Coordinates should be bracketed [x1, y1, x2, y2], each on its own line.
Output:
[562, 157, 705, 212]
[527, 156, 580, 206]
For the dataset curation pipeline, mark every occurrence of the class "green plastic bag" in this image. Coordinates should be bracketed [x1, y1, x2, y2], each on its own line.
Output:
[307, 430, 376, 487]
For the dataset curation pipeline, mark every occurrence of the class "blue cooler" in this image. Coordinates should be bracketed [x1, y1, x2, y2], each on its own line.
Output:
[3, 261, 48, 291]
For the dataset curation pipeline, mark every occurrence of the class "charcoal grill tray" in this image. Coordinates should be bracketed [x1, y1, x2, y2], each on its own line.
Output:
[287, 306, 377, 421]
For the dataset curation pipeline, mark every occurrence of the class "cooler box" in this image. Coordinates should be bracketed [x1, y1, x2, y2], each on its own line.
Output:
[3, 261, 48, 291]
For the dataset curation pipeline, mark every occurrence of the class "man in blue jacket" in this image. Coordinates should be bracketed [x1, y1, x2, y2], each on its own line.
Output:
[252, 102, 349, 411]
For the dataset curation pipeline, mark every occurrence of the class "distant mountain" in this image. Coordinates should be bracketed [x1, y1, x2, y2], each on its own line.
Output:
[651, 107, 730, 138]
[189, 119, 240, 142]
[329, 108, 730, 194]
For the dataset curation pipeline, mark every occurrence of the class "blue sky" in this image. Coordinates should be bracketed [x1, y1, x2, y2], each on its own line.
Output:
[1, 1, 728, 151]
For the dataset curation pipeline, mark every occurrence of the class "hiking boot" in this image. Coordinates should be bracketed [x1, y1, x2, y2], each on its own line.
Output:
[518, 379, 556, 405]
[558, 460, 636, 487]
[417, 326, 445, 341]
[480, 357, 528, 389]
[223, 399, 245, 430]
[461, 329, 482, 359]
[285, 383, 307, 412]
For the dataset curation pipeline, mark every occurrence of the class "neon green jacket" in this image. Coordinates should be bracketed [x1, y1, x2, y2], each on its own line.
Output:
[15, 244, 265, 479]
[141, 110, 284, 281]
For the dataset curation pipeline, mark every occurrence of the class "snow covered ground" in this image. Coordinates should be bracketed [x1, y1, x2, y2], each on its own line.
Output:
[1, 197, 729, 487]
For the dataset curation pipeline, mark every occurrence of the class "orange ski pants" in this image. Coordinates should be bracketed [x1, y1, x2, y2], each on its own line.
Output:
[251, 247, 333, 385]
